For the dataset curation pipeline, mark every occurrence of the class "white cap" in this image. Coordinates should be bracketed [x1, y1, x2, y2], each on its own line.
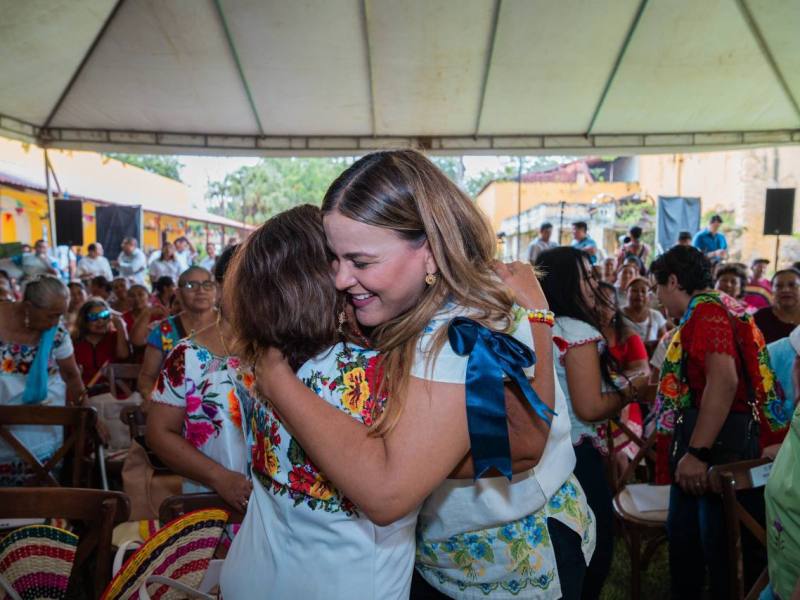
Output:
[790, 325, 800, 356]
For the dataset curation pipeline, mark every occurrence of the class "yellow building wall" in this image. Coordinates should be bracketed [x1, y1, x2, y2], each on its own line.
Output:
[0, 186, 48, 245]
[476, 180, 641, 234]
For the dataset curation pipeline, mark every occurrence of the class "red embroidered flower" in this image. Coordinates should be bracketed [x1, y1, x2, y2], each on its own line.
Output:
[163, 344, 187, 387]
[288, 466, 316, 494]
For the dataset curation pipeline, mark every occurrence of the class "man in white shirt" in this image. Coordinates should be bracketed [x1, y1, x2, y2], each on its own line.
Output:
[527, 222, 558, 265]
[115, 237, 147, 285]
[174, 236, 196, 272]
[200, 242, 217, 273]
[76, 243, 113, 283]
[21, 239, 60, 281]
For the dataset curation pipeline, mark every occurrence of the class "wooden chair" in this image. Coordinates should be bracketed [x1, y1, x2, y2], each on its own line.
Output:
[609, 383, 669, 600]
[0, 405, 99, 487]
[708, 458, 772, 600]
[159, 493, 245, 525]
[104, 363, 141, 399]
[0, 487, 130, 599]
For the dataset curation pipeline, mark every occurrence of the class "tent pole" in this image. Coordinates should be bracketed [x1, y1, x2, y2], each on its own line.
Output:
[44, 149, 57, 247]
[516, 156, 523, 260]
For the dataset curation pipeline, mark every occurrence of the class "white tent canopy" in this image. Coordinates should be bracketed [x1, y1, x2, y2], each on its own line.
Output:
[1, 0, 799, 156]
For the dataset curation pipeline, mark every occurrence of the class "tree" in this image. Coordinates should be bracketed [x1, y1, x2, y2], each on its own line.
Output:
[106, 153, 184, 182]
[207, 157, 353, 224]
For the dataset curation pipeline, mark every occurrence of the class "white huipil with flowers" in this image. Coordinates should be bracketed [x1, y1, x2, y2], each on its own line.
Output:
[220, 343, 418, 600]
[150, 339, 249, 493]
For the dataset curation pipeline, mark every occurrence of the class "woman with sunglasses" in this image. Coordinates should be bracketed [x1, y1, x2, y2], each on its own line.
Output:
[136, 267, 217, 408]
[72, 298, 130, 393]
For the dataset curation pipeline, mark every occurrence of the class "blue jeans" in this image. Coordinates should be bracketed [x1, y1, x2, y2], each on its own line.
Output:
[572, 441, 613, 600]
[667, 484, 766, 600]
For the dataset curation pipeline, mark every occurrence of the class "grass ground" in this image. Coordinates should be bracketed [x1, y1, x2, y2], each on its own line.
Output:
[600, 540, 671, 600]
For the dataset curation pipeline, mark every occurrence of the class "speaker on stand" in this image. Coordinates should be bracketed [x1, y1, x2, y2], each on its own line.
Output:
[763, 189, 795, 269]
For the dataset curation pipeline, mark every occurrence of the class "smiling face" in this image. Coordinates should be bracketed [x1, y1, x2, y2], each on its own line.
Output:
[715, 273, 741, 298]
[86, 304, 111, 335]
[323, 210, 435, 327]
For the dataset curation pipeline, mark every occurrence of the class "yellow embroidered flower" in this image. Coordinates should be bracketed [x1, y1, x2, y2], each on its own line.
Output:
[310, 475, 335, 501]
[759, 362, 775, 392]
[264, 445, 280, 478]
[341, 367, 370, 415]
[1, 358, 13, 373]
[665, 337, 682, 363]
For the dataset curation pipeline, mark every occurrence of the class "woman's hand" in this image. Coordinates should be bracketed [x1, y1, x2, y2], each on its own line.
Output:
[212, 468, 253, 513]
[255, 347, 294, 401]
[675, 453, 708, 495]
[492, 261, 548, 310]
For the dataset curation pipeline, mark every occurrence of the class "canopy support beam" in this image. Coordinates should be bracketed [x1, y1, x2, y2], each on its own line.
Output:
[585, 0, 649, 136]
[361, 0, 378, 136]
[212, 0, 264, 136]
[474, 0, 503, 137]
[41, 0, 126, 131]
[735, 0, 800, 125]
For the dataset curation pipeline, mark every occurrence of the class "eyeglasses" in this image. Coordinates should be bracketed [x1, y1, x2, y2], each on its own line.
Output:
[179, 280, 216, 292]
[86, 309, 111, 322]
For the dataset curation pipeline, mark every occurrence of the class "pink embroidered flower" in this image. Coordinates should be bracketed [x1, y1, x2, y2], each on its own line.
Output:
[227, 357, 241, 369]
[184, 419, 215, 448]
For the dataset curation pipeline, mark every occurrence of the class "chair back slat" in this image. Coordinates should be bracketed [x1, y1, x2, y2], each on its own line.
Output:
[159, 493, 244, 525]
[0, 488, 130, 599]
[708, 458, 771, 600]
[0, 406, 98, 487]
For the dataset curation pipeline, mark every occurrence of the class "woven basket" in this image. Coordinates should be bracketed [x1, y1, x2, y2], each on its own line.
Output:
[101, 508, 228, 600]
[0, 525, 79, 600]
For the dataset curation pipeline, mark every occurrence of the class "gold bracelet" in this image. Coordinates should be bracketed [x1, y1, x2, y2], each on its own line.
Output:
[527, 309, 555, 327]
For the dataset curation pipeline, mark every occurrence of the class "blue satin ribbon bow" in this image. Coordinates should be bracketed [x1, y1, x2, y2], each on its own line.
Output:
[448, 317, 555, 480]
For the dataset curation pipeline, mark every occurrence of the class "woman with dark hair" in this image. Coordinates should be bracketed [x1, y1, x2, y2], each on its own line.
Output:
[148, 241, 181, 284]
[146, 243, 249, 507]
[536, 247, 648, 599]
[616, 226, 650, 271]
[754, 268, 800, 344]
[72, 298, 130, 392]
[622, 277, 668, 343]
[650, 245, 789, 599]
[124, 284, 166, 363]
[714, 263, 747, 301]
[66, 281, 88, 335]
[136, 267, 217, 407]
[151, 275, 176, 314]
[223, 153, 590, 600]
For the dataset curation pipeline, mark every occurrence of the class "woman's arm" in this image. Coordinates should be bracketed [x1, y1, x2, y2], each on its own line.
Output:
[257, 354, 470, 526]
[137, 346, 163, 408]
[111, 315, 131, 361]
[146, 403, 252, 510]
[57, 354, 87, 406]
[674, 352, 738, 494]
[564, 342, 641, 422]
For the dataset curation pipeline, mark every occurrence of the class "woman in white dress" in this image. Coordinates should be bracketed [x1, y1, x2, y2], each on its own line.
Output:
[148, 241, 182, 284]
[223, 151, 595, 600]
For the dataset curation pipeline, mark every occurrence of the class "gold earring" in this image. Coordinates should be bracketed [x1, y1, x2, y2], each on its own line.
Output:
[337, 310, 347, 334]
[425, 273, 438, 286]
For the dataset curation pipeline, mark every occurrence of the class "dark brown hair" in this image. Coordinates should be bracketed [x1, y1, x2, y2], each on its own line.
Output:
[224, 204, 340, 371]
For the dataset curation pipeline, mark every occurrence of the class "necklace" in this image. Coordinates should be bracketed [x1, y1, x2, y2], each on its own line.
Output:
[217, 315, 232, 356]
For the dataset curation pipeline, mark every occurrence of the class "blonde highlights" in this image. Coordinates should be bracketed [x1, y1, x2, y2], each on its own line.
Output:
[323, 150, 514, 435]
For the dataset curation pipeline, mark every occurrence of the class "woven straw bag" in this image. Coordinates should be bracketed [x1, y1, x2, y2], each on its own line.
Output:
[0, 525, 79, 600]
[100, 508, 228, 600]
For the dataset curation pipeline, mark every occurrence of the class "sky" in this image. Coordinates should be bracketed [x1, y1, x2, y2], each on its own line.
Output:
[179, 154, 510, 208]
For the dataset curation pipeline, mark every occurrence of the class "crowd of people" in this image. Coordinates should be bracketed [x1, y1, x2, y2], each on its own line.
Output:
[0, 150, 799, 599]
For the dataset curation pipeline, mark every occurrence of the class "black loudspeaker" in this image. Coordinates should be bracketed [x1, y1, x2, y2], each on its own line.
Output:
[95, 205, 141, 261]
[54, 199, 84, 246]
[763, 188, 795, 235]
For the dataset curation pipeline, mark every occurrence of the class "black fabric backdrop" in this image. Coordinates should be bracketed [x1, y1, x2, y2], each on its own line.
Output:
[95, 205, 141, 262]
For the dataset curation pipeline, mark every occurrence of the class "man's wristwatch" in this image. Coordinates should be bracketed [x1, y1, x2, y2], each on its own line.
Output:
[686, 446, 711, 463]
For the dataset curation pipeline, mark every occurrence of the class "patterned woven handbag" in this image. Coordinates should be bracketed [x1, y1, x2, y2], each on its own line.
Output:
[101, 508, 228, 600]
[0, 525, 79, 600]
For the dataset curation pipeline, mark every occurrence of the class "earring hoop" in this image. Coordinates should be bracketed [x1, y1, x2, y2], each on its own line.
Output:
[425, 273, 438, 286]
[337, 310, 347, 334]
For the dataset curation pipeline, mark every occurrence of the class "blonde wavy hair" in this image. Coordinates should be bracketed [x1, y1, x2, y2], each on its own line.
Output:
[322, 150, 515, 435]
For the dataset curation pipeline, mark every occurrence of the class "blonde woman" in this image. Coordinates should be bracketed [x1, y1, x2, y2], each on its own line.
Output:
[223, 152, 594, 599]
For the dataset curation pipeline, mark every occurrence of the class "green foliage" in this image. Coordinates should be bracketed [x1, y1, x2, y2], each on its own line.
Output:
[207, 157, 353, 224]
[616, 203, 656, 227]
[106, 153, 184, 181]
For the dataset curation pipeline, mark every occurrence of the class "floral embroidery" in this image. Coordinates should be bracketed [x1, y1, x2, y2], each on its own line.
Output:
[0, 324, 69, 377]
[227, 388, 242, 430]
[416, 476, 593, 597]
[250, 344, 382, 515]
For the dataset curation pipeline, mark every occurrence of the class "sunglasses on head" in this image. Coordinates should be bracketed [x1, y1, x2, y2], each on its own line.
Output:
[179, 280, 216, 291]
[86, 309, 111, 322]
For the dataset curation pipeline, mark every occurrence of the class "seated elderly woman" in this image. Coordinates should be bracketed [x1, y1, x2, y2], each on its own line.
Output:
[145, 246, 251, 508]
[0, 275, 86, 485]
